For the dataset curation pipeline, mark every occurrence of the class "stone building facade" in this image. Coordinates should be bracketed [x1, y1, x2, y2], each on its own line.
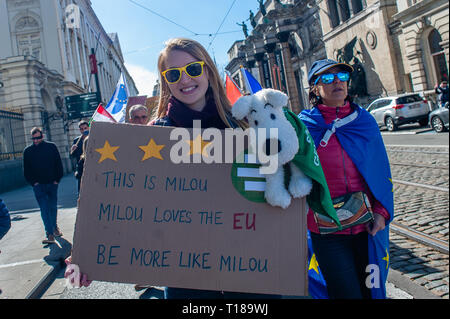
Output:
[0, 0, 138, 192]
[227, 0, 448, 110]
[390, 0, 448, 94]
[317, 0, 401, 102]
[226, 0, 326, 113]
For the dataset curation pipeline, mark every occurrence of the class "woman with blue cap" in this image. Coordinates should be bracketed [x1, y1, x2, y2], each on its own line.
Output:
[299, 59, 394, 299]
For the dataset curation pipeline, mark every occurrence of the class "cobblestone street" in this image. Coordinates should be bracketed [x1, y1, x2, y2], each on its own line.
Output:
[387, 146, 449, 298]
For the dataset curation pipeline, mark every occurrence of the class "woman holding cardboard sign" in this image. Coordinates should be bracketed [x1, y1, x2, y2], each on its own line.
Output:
[149, 38, 284, 299]
[299, 59, 394, 299]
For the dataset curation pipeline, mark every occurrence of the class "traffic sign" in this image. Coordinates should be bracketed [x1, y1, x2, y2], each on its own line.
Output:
[65, 92, 101, 120]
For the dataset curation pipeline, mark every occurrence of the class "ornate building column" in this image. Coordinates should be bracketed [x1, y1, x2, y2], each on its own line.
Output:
[276, 31, 300, 113]
[254, 51, 266, 88]
[253, 39, 268, 88]
[264, 36, 278, 90]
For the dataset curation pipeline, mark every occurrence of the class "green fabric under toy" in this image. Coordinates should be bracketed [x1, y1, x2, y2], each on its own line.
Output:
[283, 108, 341, 228]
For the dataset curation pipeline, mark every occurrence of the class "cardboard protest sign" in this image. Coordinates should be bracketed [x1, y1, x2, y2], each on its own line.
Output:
[72, 121, 308, 295]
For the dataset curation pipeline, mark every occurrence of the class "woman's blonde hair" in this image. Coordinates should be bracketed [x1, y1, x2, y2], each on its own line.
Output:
[153, 38, 247, 129]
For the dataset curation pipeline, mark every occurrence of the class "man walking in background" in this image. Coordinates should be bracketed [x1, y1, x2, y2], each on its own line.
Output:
[70, 120, 89, 193]
[435, 81, 449, 107]
[23, 127, 63, 244]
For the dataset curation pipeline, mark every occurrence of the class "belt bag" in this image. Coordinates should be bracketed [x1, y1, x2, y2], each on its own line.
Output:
[314, 191, 374, 234]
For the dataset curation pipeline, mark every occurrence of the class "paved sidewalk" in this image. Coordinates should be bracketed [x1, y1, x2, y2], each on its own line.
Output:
[0, 174, 440, 299]
[0, 175, 77, 299]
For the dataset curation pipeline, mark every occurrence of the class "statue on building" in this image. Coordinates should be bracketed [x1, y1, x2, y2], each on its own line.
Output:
[336, 37, 368, 97]
[237, 21, 249, 38]
[249, 10, 256, 28]
[348, 57, 368, 97]
[258, 0, 267, 16]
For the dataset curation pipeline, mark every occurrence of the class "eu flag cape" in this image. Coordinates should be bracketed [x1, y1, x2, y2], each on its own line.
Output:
[284, 109, 341, 227]
[299, 104, 394, 299]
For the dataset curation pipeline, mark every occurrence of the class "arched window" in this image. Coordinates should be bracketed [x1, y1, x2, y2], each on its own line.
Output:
[428, 29, 448, 83]
[15, 16, 42, 61]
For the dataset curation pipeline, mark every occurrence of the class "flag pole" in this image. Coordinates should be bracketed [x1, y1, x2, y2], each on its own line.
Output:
[240, 65, 253, 95]
[225, 70, 244, 95]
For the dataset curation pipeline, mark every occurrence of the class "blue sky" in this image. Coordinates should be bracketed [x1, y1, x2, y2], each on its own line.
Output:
[91, 0, 259, 96]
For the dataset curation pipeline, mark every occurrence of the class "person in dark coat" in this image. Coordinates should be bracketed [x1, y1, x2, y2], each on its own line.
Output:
[435, 81, 449, 107]
[23, 127, 63, 244]
[0, 198, 11, 295]
[71, 120, 89, 193]
[0, 198, 11, 241]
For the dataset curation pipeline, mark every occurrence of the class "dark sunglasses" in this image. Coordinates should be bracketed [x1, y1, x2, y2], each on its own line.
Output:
[161, 61, 205, 84]
[32, 135, 43, 140]
[314, 72, 350, 85]
[133, 115, 148, 120]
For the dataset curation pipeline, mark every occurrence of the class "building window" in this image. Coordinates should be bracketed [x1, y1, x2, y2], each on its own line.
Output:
[407, 0, 421, 7]
[328, 0, 340, 27]
[338, 0, 351, 21]
[15, 16, 42, 61]
[428, 29, 448, 83]
[328, 0, 365, 27]
[351, 0, 364, 14]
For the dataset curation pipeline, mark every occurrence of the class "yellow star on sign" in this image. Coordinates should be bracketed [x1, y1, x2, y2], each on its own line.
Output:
[308, 253, 320, 275]
[389, 178, 394, 192]
[95, 140, 119, 163]
[186, 134, 211, 156]
[382, 249, 389, 270]
[139, 138, 165, 161]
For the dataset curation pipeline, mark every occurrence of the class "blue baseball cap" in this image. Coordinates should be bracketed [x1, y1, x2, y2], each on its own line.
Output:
[308, 59, 353, 85]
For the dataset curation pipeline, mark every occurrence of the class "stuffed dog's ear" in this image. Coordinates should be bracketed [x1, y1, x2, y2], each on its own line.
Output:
[231, 95, 253, 120]
[258, 88, 289, 109]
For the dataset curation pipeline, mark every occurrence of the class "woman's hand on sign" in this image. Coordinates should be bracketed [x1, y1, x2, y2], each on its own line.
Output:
[64, 256, 92, 288]
[366, 213, 386, 236]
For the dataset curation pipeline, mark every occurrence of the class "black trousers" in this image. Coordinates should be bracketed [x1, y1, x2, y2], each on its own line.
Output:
[310, 231, 372, 299]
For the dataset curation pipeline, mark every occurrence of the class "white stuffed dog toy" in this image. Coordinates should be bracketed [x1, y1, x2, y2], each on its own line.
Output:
[232, 88, 313, 209]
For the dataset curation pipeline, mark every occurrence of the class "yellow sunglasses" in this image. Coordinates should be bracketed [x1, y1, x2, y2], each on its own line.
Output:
[161, 61, 205, 84]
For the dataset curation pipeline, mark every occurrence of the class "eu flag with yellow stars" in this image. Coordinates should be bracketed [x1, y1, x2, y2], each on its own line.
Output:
[104, 73, 129, 123]
[299, 104, 394, 299]
[307, 231, 328, 299]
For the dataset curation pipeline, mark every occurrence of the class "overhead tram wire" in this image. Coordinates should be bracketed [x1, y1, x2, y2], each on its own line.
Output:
[128, 0, 199, 36]
[207, 0, 237, 51]
[126, 0, 241, 65]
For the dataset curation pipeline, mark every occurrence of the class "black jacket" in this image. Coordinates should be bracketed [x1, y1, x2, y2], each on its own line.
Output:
[23, 140, 63, 185]
[435, 85, 449, 104]
[0, 199, 11, 240]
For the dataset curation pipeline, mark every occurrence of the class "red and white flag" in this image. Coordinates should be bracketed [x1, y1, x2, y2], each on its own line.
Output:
[225, 71, 243, 105]
[89, 104, 117, 125]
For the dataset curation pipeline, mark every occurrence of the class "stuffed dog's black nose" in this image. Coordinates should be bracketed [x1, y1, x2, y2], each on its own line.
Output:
[264, 138, 281, 156]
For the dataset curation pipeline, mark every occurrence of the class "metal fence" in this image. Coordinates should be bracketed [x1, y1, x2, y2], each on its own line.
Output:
[0, 109, 26, 161]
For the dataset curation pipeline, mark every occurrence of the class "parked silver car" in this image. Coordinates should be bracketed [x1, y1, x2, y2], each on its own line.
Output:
[366, 94, 430, 131]
[428, 102, 449, 133]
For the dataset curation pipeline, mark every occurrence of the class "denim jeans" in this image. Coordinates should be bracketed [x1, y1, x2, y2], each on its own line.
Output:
[33, 183, 58, 236]
[310, 231, 371, 299]
[164, 287, 282, 299]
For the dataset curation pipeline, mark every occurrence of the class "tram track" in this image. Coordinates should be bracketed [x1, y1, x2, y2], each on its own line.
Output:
[390, 162, 449, 170]
[392, 179, 448, 192]
[387, 147, 449, 253]
[383, 145, 448, 298]
[390, 222, 449, 254]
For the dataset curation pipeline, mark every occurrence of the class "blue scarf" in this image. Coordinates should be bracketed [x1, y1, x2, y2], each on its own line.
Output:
[299, 104, 394, 299]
